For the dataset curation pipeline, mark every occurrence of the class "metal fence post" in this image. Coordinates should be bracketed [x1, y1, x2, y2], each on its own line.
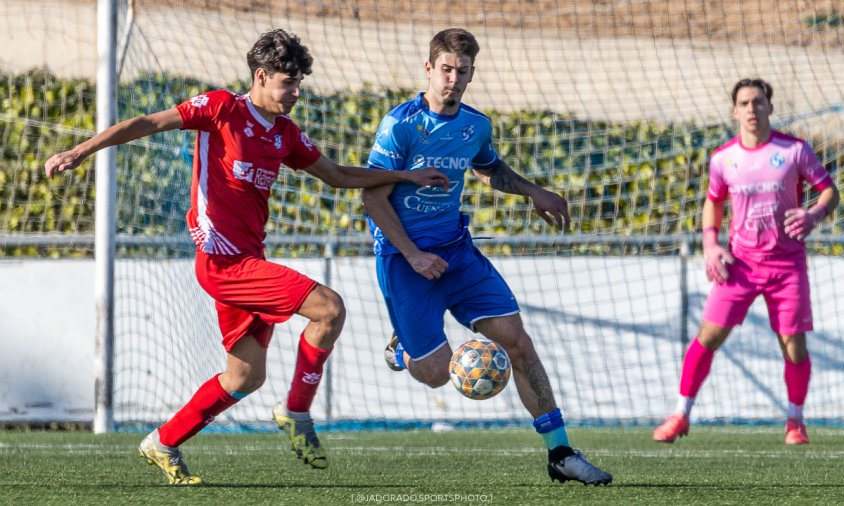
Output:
[679, 237, 691, 350]
[323, 240, 335, 422]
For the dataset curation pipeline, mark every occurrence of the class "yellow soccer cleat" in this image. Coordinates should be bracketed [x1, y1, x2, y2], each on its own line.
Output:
[272, 404, 328, 469]
[138, 429, 203, 486]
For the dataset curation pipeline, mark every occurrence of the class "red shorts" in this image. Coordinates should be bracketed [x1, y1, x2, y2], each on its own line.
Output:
[195, 251, 319, 351]
[702, 255, 812, 335]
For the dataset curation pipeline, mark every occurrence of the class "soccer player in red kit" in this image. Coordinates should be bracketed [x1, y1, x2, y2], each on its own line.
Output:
[44, 28, 449, 485]
[653, 78, 839, 445]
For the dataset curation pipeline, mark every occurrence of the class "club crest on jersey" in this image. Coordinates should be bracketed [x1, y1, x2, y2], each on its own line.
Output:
[274, 135, 282, 150]
[243, 127, 254, 138]
[189, 94, 209, 108]
[461, 125, 475, 141]
[769, 152, 785, 169]
[417, 124, 431, 143]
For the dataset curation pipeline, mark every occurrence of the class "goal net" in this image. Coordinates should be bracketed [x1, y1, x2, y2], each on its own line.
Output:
[2, 0, 843, 429]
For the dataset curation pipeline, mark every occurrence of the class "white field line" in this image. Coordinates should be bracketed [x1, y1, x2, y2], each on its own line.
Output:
[3, 442, 844, 459]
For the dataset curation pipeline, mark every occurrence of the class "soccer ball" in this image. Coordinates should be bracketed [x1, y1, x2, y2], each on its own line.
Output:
[449, 338, 511, 400]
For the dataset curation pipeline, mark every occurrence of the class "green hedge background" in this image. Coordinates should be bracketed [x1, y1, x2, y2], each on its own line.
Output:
[2, 69, 840, 257]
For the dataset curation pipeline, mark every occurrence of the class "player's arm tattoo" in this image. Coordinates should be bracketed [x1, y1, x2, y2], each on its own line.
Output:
[480, 160, 534, 195]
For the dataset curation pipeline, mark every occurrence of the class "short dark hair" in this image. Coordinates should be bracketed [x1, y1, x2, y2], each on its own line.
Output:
[247, 29, 313, 79]
[429, 28, 480, 66]
[731, 78, 773, 104]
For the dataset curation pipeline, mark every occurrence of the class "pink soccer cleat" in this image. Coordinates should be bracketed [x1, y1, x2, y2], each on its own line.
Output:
[653, 413, 690, 443]
[785, 419, 810, 445]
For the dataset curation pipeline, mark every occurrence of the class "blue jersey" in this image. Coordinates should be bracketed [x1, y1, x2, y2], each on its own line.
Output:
[366, 92, 499, 255]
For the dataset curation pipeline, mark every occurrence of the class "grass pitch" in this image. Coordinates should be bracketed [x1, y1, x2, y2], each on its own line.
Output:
[2, 426, 844, 505]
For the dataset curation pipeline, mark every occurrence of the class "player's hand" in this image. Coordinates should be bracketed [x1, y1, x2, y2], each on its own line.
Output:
[408, 168, 450, 191]
[703, 243, 734, 284]
[530, 189, 570, 229]
[45, 149, 85, 179]
[783, 208, 817, 241]
[406, 250, 448, 280]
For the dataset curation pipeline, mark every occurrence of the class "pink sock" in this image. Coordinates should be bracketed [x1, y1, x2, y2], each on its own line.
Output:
[679, 338, 715, 397]
[784, 355, 811, 406]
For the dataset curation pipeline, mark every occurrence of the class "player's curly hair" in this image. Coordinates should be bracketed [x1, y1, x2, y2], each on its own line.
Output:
[731, 78, 773, 104]
[429, 28, 480, 66]
[247, 29, 313, 79]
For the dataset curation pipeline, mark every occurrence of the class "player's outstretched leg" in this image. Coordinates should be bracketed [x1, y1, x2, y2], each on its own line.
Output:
[547, 447, 613, 486]
[384, 333, 406, 371]
[138, 429, 202, 486]
[272, 403, 328, 469]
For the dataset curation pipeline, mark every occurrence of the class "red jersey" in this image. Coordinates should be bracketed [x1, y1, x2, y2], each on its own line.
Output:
[176, 90, 321, 257]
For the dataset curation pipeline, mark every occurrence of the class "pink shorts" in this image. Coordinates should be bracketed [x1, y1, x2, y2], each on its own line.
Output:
[702, 255, 812, 335]
[195, 251, 318, 351]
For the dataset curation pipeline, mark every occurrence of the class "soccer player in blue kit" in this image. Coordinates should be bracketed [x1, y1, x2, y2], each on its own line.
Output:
[362, 28, 612, 486]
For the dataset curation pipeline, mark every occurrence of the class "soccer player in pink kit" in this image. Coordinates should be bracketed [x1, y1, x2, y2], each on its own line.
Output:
[653, 78, 839, 445]
[44, 29, 448, 485]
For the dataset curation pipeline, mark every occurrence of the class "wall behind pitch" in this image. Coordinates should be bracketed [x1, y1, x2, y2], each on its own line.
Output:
[1, 257, 843, 425]
[0, 260, 96, 422]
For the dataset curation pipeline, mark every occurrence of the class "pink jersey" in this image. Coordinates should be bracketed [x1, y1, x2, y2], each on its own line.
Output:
[707, 131, 833, 261]
[177, 91, 321, 257]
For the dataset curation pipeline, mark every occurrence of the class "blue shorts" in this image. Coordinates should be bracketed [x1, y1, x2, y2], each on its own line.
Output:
[376, 238, 520, 359]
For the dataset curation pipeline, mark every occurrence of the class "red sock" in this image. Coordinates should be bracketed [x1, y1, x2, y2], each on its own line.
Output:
[784, 355, 811, 405]
[679, 338, 715, 397]
[158, 374, 239, 447]
[286, 332, 333, 412]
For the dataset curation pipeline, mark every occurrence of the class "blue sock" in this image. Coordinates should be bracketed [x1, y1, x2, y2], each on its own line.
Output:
[533, 408, 570, 449]
[395, 342, 406, 369]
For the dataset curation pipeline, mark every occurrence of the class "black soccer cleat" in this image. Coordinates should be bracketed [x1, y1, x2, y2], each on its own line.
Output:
[547, 447, 612, 486]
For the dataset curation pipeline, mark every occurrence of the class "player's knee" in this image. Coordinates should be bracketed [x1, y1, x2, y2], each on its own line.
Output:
[315, 286, 346, 326]
[427, 367, 451, 388]
[503, 333, 536, 365]
[419, 369, 450, 388]
[224, 368, 266, 394]
[778, 331, 807, 362]
[326, 294, 346, 326]
[409, 357, 450, 388]
[238, 378, 265, 394]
